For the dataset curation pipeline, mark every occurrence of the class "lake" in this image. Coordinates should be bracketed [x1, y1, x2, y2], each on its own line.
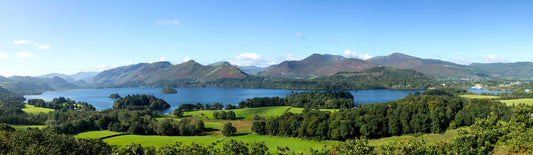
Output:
[25, 88, 423, 113]
[465, 88, 511, 94]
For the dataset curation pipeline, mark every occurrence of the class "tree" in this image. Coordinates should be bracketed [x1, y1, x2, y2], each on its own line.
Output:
[222, 122, 237, 136]
[0, 123, 15, 132]
[173, 108, 183, 118]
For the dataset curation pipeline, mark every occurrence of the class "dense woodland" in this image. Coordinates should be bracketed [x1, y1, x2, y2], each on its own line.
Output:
[161, 86, 178, 94]
[252, 88, 512, 140]
[238, 91, 355, 109]
[112, 94, 171, 110]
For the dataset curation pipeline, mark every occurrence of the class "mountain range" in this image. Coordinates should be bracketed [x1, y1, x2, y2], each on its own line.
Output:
[3, 52, 533, 94]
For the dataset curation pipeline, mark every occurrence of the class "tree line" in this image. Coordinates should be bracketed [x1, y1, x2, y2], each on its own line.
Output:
[27, 97, 96, 111]
[252, 88, 511, 140]
[238, 91, 355, 109]
[113, 94, 170, 110]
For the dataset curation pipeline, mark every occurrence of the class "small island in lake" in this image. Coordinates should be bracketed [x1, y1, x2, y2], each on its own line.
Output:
[161, 86, 178, 94]
[108, 93, 121, 99]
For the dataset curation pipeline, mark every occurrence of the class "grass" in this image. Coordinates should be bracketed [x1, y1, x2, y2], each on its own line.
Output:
[11, 125, 45, 131]
[288, 107, 338, 114]
[21, 104, 55, 114]
[217, 134, 339, 154]
[185, 106, 292, 120]
[185, 106, 340, 120]
[368, 127, 465, 146]
[459, 95, 499, 99]
[500, 98, 533, 106]
[103, 135, 223, 148]
[73, 130, 124, 139]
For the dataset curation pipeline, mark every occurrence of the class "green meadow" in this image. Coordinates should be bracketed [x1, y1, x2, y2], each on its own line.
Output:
[185, 106, 292, 120]
[11, 125, 45, 131]
[104, 135, 223, 147]
[73, 130, 124, 139]
[218, 134, 339, 154]
[185, 106, 338, 120]
[500, 98, 533, 106]
[368, 127, 464, 146]
[459, 95, 499, 99]
[21, 104, 55, 114]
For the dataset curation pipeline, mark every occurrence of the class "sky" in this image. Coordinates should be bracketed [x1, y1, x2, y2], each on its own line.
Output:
[1, 0, 533, 77]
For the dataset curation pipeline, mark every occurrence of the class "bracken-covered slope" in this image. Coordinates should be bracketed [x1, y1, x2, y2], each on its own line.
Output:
[469, 62, 533, 80]
[89, 60, 248, 87]
[368, 53, 486, 78]
[261, 53, 377, 77]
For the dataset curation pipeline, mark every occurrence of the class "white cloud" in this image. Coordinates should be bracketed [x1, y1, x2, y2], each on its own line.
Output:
[274, 53, 299, 63]
[452, 57, 472, 65]
[38, 45, 51, 50]
[295, 32, 305, 39]
[156, 19, 180, 25]
[230, 52, 272, 67]
[0, 52, 11, 59]
[182, 57, 191, 62]
[158, 57, 167, 62]
[343, 50, 372, 60]
[13, 40, 34, 45]
[16, 52, 34, 59]
[125, 61, 134, 65]
[481, 54, 508, 63]
[13, 40, 51, 50]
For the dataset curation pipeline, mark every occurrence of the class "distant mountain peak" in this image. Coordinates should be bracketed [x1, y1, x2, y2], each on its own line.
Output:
[209, 61, 231, 66]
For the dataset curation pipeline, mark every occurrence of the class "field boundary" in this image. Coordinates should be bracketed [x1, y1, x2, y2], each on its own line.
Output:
[99, 133, 129, 140]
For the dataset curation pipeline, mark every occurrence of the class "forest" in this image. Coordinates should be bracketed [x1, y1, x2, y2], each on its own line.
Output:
[238, 91, 354, 109]
[252, 88, 511, 140]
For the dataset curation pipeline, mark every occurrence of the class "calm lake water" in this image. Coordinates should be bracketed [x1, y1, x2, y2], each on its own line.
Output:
[465, 88, 511, 94]
[25, 88, 422, 113]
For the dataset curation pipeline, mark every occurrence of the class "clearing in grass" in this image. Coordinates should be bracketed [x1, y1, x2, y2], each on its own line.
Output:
[21, 104, 54, 114]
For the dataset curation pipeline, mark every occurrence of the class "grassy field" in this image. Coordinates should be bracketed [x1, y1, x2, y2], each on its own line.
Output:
[218, 133, 339, 154]
[500, 98, 533, 106]
[185, 106, 292, 120]
[104, 135, 223, 147]
[73, 130, 124, 139]
[368, 127, 464, 146]
[185, 106, 339, 120]
[11, 125, 45, 131]
[21, 104, 55, 114]
[459, 95, 499, 99]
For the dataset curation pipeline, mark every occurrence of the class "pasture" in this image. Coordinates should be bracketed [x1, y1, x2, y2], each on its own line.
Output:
[103, 135, 223, 147]
[459, 95, 499, 99]
[218, 134, 339, 154]
[368, 127, 464, 146]
[21, 104, 55, 114]
[73, 130, 124, 139]
[500, 98, 533, 106]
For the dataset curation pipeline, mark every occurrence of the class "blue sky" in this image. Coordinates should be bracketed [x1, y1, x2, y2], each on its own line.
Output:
[1, 0, 533, 76]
